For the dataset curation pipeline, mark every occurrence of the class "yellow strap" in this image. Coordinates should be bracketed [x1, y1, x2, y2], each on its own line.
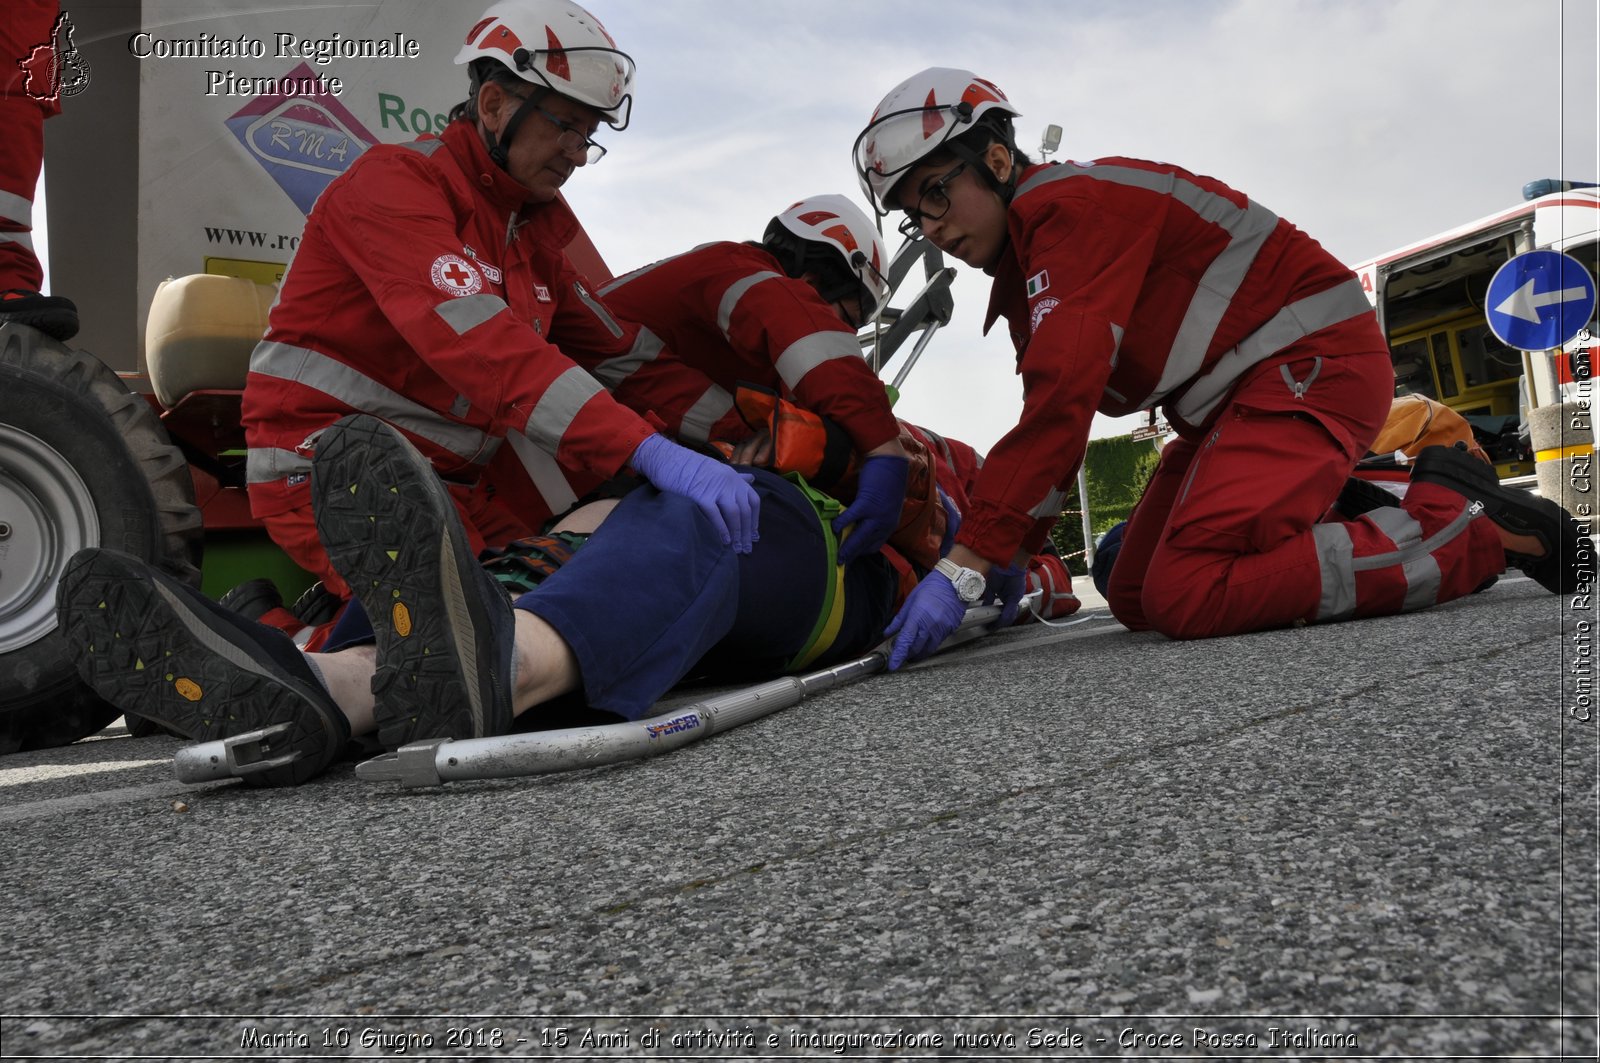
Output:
[1535, 444, 1597, 464]
[781, 472, 850, 671]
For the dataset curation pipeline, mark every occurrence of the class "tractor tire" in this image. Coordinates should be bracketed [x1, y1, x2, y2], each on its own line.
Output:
[0, 323, 203, 753]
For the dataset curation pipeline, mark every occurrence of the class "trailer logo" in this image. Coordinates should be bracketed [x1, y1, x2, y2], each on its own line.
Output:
[225, 63, 378, 215]
[18, 11, 91, 102]
[645, 714, 700, 739]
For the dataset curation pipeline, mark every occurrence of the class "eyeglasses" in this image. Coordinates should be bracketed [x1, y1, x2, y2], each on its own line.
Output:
[513, 93, 608, 165]
[896, 162, 968, 236]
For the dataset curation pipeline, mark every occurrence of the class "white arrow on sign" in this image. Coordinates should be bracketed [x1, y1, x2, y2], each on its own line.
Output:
[1494, 277, 1592, 324]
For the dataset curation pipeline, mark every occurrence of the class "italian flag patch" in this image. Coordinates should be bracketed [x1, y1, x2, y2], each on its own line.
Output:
[1026, 269, 1050, 298]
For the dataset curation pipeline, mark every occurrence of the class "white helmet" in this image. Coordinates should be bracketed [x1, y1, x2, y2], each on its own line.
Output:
[853, 67, 1021, 214]
[456, 0, 635, 128]
[769, 194, 891, 322]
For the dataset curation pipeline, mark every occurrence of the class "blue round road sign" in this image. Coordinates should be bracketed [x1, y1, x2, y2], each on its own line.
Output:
[1484, 249, 1597, 351]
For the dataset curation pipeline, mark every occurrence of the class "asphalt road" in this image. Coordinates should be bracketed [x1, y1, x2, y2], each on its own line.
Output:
[1, 574, 1595, 1061]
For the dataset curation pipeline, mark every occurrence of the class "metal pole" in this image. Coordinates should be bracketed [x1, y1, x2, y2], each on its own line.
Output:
[1077, 464, 1095, 568]
[889, 322, 942, 392]
[352, 602, 1012, 789]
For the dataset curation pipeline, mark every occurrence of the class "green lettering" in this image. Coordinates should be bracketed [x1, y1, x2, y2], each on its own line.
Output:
[377, 92, 407, 131]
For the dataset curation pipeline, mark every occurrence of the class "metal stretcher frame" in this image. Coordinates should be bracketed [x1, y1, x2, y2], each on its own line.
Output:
[172, 601, 1016, 789]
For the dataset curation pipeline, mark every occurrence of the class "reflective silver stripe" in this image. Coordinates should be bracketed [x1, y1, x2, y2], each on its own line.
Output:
[1314, 502, 1476, 621]
[1154, 199, 1281, 402]
[520, 365, 604, 452]
[1312, 523, 1358, 622]
[1171, 279, 1373, 424]
[250, 340, 493, 462]
[0, 188, 33, 227]
[573, 281, 623, 338]
[1028, 485, 1070, 520]
[773, 332, 861, 391]
[400, 138, 447, 156]
[1109, 322, 1124, 368]
[597, 246, 710, 296]
[679, 385, 735, 445]
[717, 271, 781, 337]
[0, 231, 34, 251]
[1014, 163, 1309, 412]
[1358, 507, 1439, 612]
[588, 326, 665, 390]
[507, 431, 578, 514]
[434, 292, 507, 335]
[245, 446, 313, 485]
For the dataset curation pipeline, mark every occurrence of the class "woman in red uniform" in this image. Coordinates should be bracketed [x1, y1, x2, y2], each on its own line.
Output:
[852, 68, 1583, 668]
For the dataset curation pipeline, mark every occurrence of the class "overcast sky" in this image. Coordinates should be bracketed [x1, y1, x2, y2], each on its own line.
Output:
[37, 0, 1600, 452]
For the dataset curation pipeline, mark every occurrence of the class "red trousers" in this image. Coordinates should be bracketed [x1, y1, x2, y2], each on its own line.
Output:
[1, 1, 61, 291]
[1108, 326, 1506, 638]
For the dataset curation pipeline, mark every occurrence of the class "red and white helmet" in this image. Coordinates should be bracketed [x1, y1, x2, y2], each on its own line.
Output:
[854, 67, 1021, 214]
[772, 194, 891, 321]
[456, 0, 636, 128]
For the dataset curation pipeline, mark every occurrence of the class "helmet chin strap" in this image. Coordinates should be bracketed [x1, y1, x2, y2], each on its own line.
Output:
[486, 84, 549, 170]
[942, 101, 1020, 205]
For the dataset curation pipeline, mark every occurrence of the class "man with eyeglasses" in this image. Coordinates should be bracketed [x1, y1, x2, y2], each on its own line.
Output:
[241, 0, 762, 617]
[854, 68, 1584, 668]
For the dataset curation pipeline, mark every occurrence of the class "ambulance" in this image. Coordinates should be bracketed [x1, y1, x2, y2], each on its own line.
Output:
[1350, 180, 1599, 478]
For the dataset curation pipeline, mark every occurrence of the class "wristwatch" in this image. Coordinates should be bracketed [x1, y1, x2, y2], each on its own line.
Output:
[935, 558, 986, 604]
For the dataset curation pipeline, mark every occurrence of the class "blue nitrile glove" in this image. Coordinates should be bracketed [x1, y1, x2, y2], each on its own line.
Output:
[937, 487, 961, 557]
[983, 562, 1027, 628]
[883, 570, 967, 671]
[832, 453, 909, 566]
[629, 434, 761, 553]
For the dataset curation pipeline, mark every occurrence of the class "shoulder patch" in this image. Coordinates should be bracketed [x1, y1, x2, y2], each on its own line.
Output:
[430, 254, 482, 297]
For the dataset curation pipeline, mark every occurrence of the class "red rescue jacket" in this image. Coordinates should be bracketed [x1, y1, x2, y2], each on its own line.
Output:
[962, 157, 1375, 565]
[599, 241, 901, 455]
[242, 121, 663, 526]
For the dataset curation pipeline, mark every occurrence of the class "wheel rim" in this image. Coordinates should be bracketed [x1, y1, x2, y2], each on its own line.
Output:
[0, 423, 99, 653]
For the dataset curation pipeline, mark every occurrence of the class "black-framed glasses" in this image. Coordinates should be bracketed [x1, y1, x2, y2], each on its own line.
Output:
[896, 162, 968, 236]
[513, 93, 608, 165]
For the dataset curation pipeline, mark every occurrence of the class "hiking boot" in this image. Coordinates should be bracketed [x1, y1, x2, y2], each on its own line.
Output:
[55, 549, 350, 786]
[1, 289, 79, 341]
[310, 414, 515, 750]
[1411, 443, 1589, 595]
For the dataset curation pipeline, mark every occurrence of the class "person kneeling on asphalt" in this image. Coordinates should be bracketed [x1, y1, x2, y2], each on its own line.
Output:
[55, 415, 896, 787]
[851, 68, 1586, 667]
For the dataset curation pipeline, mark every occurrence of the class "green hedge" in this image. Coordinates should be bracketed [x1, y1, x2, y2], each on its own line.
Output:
[1047, 435, 1160, 575]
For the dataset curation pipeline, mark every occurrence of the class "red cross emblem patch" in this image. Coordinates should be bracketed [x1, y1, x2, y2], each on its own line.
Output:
[430, 254, 482, 297]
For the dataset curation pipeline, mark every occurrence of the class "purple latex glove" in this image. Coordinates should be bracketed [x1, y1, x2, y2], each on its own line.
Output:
[832, 453, 909, 566]
[983, 562, 1027, 627]
[882, 569, 967, 671]
[937, 487, 961, 557]
[629, 434, 760, 553]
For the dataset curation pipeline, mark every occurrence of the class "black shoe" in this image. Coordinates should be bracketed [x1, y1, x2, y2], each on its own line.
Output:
[310, 414, 515, 750]
[0, 289, 79, 341]
[1332, 475, 1404, 520]
[1411, 443, 1589, 595]
[55, 549, 350, 786]
[217, 577, 284, 621]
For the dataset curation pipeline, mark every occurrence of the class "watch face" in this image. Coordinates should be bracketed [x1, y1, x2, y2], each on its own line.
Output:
[956, 571, 986, 602]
